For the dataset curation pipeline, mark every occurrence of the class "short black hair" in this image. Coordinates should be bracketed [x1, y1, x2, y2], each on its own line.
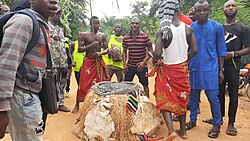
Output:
[89, 16, 99, 24]
[194, 0, 209, 9]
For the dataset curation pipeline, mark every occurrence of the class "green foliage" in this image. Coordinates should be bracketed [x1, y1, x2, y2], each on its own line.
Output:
[59, 0, 88, 40]
[1, 0, 14, 6]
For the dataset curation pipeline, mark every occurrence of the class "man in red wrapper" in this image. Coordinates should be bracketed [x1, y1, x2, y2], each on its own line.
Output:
[148, 0, 197, 140]
[71, 16, 109, 114]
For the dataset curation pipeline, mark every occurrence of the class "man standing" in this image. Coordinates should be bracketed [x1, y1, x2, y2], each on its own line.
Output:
[106, 23, 124, 82]
[0, 0, 59, 140]
[71, 32, 85, 86]
[149, 0, 197, 140]
[49, 9, 70, 112]
[123, 17, 153, 98]
[203, 0, 250, 136]
[71, 16, 109, 114]
[185, 0, 227, 138]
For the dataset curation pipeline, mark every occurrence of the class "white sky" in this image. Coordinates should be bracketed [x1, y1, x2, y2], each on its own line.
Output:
[88, 0, 151, 19]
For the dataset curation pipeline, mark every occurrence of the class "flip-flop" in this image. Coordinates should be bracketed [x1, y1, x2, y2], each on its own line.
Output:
[202, 118, 213, 124]
[208, 126, 220, 138]
[175, 130, 188, 139]
[226, 125, 237, 136]
[163, 132, 177, 141]
[185, 121, 196, 130]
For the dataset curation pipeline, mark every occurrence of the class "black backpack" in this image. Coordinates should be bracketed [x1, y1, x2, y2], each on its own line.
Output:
[0, 9, 40, 82]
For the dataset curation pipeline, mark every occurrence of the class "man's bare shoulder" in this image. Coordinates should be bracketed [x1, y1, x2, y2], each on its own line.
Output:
[185, 24, 193, 35]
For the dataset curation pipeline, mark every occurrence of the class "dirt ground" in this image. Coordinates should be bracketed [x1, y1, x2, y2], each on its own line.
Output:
[2, 72, 250, 141]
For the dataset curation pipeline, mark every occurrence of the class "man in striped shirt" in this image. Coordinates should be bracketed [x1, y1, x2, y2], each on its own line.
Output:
[122, 17, 153, 98]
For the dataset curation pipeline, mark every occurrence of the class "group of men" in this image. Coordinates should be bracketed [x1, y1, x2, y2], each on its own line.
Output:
[151, 0, 250, 140]
[0, 0, 250, 141]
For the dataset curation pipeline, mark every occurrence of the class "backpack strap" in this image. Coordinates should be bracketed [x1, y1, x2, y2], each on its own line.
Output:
[16, 9, 41, 82]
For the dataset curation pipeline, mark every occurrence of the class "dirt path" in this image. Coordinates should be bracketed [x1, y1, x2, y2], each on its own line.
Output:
[2, 73, 250, 141]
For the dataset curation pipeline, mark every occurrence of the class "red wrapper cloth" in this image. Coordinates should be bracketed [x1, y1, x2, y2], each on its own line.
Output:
[77, 57, 110, 103]
[147, 61, 190, 115]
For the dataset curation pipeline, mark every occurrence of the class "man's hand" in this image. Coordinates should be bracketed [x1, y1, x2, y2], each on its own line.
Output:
[93, 52, 102, 58]
[52, 35, 61, 41]
[137, 61, 146, 72]
[219, 70, 224, 84]
[72, 62, 76, 67]
[0, 111, 9, 139]
[224, 51, 234, 60]
[91, 41, 99, 48]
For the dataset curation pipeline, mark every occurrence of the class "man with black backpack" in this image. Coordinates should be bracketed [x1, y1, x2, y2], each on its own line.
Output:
[0, 0, 59, 140]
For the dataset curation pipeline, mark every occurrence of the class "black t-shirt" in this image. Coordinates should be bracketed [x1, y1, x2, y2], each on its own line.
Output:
[224, 21, 250, 68]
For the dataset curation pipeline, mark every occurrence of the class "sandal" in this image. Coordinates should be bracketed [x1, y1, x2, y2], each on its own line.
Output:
[226, 124, 237, 136]
[175, 130, 188, 139]
[208, 126, 220, 138]
[185, 121, 196, 130]
[202, 118, 224, 125]
[202, 118, 213, 124]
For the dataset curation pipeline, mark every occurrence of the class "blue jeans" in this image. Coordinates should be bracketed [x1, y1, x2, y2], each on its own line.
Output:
[8, 89, 44, 141]
[189, 89, 221, 126]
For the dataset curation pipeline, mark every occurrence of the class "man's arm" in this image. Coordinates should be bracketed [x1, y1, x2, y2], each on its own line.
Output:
[186, 25, 198, 60]
[153, 30, 164, 64]
[137, 35, 153, 72]
[0, 14, 33, 139]
[225, 47, 250, 60]
[100, 34, 109, 55]
[78, 33, 99, 53]
[219, 56, 224, 84]
[123, 47, 128, 71]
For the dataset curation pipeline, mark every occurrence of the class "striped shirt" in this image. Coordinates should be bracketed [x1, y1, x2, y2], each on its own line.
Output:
[123, 31, 152, 67]
[0, 10, 49, 111]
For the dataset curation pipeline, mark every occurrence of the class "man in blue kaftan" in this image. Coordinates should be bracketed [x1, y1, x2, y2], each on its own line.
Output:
[185, 0, 227, 138]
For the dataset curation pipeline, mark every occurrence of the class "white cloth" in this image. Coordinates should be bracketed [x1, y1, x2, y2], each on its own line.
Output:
[163, 22, 189, 65]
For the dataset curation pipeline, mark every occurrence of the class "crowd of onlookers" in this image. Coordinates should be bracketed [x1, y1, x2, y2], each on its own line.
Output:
[1, 0, 250, 141]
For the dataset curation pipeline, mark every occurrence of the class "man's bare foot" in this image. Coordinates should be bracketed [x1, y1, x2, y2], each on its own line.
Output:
[71, 105, 79, 114]
[176, 130, 188, 139]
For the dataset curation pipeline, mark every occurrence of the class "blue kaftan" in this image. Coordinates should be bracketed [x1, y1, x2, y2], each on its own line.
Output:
[189, 19, 227, 90]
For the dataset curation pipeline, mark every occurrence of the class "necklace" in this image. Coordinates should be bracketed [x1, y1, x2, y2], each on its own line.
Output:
[224, 20, 237, 26]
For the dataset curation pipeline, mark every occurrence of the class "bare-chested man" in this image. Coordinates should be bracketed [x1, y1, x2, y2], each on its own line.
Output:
[71, 16, 109, 114]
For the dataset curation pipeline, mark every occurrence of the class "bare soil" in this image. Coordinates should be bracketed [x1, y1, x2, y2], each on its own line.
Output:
[3, 72, 250, 141]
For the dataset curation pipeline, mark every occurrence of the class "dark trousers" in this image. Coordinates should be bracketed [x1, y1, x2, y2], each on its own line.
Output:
[66, 75, 70, 92]
[219, 64, 239, 124]
[74, 71, 80, 86]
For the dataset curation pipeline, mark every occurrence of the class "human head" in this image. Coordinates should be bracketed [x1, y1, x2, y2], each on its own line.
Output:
[130, 17, 140, 32]
[30, 0, 59, 21]
[223, 0, 238, 19]
[158, 0, 180, 40]
[188, 7, 196, 21]
[0, 4, 10, 16]
[114, 23, 122, 36]
[194, 0, 210, 25]
[98, 26, 103, 33]
[90, 16, 100, 32]
[49, 8, 62, 23]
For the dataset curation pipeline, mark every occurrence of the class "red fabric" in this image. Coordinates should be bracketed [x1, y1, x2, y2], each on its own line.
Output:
[147, 61, 190, 115]
[77, 57, 109, 103]
[179, 12, 193, 25]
